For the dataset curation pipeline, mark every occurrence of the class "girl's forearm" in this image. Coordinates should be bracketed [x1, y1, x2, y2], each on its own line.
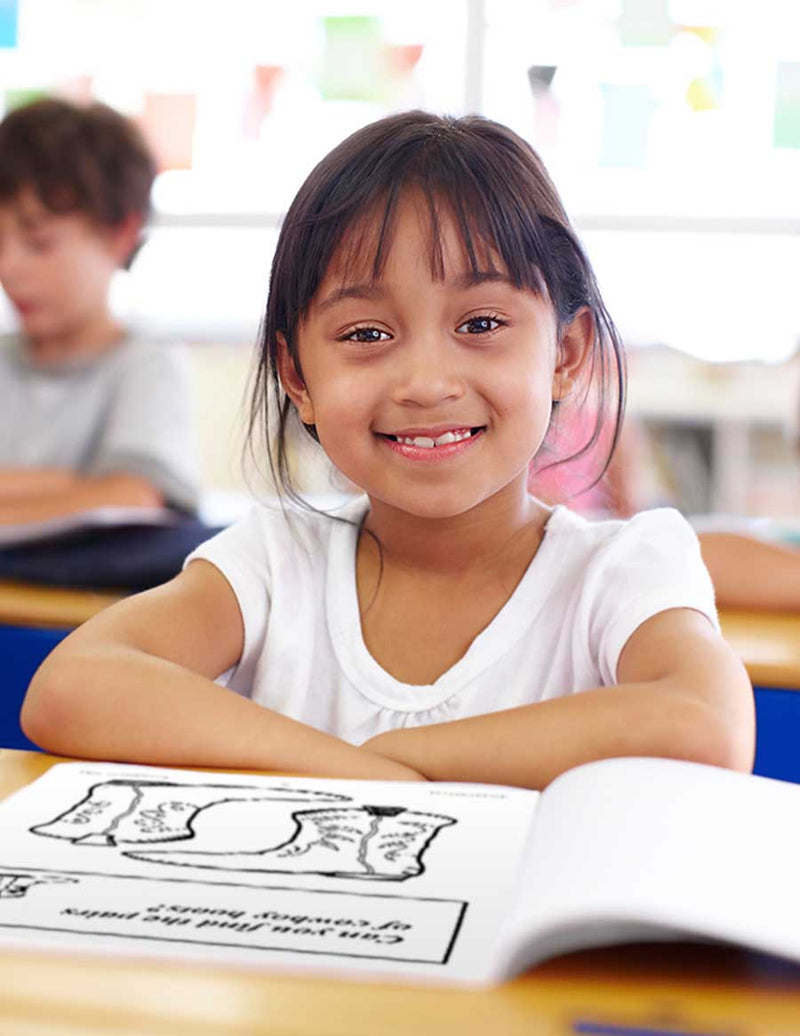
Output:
[23, 646, 424, 781]
[363, 684, 747, 790]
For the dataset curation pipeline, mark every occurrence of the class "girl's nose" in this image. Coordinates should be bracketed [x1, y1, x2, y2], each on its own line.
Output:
[391, 335, 466, 408]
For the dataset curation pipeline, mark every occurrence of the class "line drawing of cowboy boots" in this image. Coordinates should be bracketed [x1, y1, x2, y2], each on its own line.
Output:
[31, 781, 350, 848]
[126, 805, 457, 881]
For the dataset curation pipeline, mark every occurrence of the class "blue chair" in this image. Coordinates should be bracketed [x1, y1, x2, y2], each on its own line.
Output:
[753, 686, 800, 784]
[0, 623, 70, 750]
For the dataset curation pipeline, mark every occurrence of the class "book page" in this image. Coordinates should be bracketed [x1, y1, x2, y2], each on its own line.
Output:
[0, 506, 179, 547]
[0, 762, 539, 987]
[498, 756, 800, 976]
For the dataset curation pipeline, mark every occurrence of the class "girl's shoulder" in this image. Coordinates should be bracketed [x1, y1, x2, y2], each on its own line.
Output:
[188, 493, 369, 571]
[543, 505, 702, 566]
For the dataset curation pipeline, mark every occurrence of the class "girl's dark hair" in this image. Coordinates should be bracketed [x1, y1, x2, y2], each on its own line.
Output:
[250, 109, 625, 505]
[0, 97, 156, 269]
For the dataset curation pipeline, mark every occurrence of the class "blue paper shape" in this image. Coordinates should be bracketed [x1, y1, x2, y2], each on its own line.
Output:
[0, 0, 18, 49]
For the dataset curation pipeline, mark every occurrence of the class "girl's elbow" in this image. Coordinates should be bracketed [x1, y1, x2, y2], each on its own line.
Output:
[676, 696, 755, 775]
[21, 653, 87, 754]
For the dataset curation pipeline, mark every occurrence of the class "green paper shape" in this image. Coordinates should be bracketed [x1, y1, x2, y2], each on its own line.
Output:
[619, 0, 673, 47]
[4, 88, 49, 111]
[319, 15, 383, 101]
[774, 63, 800, 149]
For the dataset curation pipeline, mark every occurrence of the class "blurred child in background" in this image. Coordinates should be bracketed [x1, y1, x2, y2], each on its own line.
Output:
[0, 97, 199, 525]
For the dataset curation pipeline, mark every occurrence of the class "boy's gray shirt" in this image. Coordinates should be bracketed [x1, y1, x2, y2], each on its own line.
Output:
[0, 334, 200, 513]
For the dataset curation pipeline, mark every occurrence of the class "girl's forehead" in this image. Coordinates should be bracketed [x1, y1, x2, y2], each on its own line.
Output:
[322, 194, 507, 290]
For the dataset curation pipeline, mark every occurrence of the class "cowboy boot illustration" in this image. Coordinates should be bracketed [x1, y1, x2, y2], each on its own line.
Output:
[127, 805, 456, 880]
[32, 780, 348, 847]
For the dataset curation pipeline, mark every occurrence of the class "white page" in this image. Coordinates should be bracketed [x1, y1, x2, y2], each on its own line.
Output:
[496, 756, 800, 978]
[0, 506, 179, 547]
[0, 762, 540, 987]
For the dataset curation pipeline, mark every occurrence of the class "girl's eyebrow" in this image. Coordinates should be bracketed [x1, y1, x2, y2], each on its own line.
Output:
[316, 270, 514, 314]
[315, 283, 383, 313]
[453, 270, 514, 289]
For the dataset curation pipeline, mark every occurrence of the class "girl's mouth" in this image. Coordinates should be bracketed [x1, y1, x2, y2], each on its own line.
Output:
[377, 426, 486, 460]
[381, 427, 484, 449]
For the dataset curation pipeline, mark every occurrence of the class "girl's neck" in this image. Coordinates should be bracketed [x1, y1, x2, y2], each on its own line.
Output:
[361, 478, 551, 577]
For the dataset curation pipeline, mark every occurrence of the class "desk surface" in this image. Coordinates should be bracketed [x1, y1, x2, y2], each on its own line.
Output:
[0, 580, 122, 630]
[2, 751, 800, 1036]
[719, 607, 800, 688]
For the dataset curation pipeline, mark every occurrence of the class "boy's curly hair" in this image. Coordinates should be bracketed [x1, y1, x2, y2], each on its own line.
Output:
[0, 97, 156, 267]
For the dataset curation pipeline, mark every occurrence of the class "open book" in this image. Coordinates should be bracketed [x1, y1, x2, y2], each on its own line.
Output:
[0, 756, 798, 987]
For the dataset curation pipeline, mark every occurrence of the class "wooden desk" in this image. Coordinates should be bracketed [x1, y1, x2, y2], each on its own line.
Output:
[2, 751, 800, 1036]
[0, 580, 122, 630]
[719, 608, 800, 783]
[719, 608, 800, 689]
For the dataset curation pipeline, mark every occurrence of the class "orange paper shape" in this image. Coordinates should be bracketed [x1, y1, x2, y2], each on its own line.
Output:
[139, 93, 197, 172]
[242, 65, 284, 139]
[386, 44, 424, 78]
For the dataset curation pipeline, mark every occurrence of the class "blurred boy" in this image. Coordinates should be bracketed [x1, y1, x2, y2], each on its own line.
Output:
[0, 98, 199, 525]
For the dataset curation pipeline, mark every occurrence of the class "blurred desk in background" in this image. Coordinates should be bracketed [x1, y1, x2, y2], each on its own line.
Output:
[0, 581, 122, 630]
[719, 608, 800, 784]
[0, 582, 122, 751]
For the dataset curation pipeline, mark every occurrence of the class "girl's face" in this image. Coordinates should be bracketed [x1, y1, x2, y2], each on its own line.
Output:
[280, 192, 589, 523]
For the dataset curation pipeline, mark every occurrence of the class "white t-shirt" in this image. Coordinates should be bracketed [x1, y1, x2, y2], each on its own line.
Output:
[185, 498, 718, 746]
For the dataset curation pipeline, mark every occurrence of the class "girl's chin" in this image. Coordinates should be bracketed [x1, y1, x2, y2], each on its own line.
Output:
[364, 489, 508, 522]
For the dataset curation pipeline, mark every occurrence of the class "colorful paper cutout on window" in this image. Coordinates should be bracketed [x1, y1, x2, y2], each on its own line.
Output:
[319, 16, 384, 101]
[774, 63, 800, 149]
[0, 0, 17, 49]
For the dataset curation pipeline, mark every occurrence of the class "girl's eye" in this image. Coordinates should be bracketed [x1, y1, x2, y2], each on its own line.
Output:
[342, 326, 391, 344]
[456, 315, 504, 335]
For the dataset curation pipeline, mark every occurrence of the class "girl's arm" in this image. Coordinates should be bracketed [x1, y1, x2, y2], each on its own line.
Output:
[362, 608, 755, 789]
[22, 560, 424, 781]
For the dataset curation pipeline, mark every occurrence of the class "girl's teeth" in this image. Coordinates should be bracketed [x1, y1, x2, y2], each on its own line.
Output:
[396, 429, 475, 448]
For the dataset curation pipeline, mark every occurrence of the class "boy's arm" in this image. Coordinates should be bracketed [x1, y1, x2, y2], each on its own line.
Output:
[363, 608, 755, 789]
[22, 560, 424, 782]
[699, 532, 800, 611]
[0, 469, 165, 521]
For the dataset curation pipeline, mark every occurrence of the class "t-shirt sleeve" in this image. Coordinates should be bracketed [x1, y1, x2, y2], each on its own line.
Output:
[589, 508, 719, 686]
[88, 342, 200, 512]
[182, 507, 272, 697]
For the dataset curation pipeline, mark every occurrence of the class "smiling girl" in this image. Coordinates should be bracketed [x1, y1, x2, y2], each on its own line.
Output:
[22, 111, 754, 787]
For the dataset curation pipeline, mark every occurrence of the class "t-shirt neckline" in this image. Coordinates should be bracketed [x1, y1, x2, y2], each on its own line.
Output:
[326, 497, 570, 713]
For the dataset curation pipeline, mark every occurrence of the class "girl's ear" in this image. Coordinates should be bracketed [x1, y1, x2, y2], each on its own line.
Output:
[552, 307, 594, 402]
[276, 333, 316, 425]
